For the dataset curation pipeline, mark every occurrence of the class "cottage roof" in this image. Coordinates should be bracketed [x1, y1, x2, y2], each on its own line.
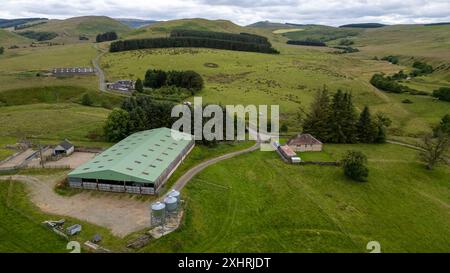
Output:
[287, 134, 322, 146]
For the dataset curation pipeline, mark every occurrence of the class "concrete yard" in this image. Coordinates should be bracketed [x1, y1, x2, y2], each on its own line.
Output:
[0, 149, 35, 169]
[0, 175, 150, 237]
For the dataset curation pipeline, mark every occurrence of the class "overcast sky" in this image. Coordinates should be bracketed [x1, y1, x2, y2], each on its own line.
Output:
[1, 0, 450, 26]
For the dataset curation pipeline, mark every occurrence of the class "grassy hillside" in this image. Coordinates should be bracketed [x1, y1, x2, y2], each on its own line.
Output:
[354, 24, 450, 63]
[0, 28, 30, 47]
[0, 103, 110, 142]
[102, 43, 450, 137]
[0, 43, 97, 92]
[141, 144, 450, 253]
[15, 16, 131, 43]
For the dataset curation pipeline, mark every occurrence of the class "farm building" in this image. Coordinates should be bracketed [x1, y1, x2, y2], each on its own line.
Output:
[52, 67, 95, 76]
[68, 128, 194, 195]
[106, 80, 135, 92]
[287, 133, 323, 152]
[53, 139, 74, 156]
[277, 144, 301, 163]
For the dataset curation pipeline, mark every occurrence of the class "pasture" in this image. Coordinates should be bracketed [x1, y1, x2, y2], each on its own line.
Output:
[0, 103, 110, 143]
[139, 144, 450, 253]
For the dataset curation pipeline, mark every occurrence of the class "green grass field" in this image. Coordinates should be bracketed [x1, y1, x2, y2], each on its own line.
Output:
[0, 103, 110, 143]
[139, 144, 450, 253]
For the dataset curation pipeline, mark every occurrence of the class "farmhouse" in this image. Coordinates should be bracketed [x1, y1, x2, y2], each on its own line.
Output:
[52, 67, 95, 76]
[68, 128, 194, 195]
[53, 139, 74, 156]
[287, 134, 323, 152]
[106, 80, 135, 92]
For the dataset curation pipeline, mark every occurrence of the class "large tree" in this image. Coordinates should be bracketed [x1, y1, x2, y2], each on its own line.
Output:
[419, 132, 449, 170]
[342, 150, 369, 182]
[104, 109, 131, 142]
[302, 87, 331, 142]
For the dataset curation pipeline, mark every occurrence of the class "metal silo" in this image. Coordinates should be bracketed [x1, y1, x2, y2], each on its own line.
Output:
[164, 196, 178, 213]
[168, 189, 181, 203]
[151, 202, 166, 226]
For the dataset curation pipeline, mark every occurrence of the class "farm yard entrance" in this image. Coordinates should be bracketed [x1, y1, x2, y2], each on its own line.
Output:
[28, 152, 96, 169]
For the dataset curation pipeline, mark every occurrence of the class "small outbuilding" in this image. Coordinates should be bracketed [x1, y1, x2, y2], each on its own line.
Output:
[54, 139, 74, 156]
[287, 134, 323, 152]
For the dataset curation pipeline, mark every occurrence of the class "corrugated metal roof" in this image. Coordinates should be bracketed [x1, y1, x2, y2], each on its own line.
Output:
[287, 133, 322, 145]
[68, 128, 193, 183]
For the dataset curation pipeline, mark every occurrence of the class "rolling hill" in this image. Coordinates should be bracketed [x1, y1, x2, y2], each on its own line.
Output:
[13, 16, 131, 42]
[116, 18, 159, 29]
[0, 28, 30, 46]
[125, 18, 252, 39]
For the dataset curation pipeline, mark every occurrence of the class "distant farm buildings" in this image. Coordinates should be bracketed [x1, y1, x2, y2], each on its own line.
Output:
[68, 128, 194, 195]
[287, 134, 323, 152]
[106, 80, 135, 92]
[52, 67, 96, 76]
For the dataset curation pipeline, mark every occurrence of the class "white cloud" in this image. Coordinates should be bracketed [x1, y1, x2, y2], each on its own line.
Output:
[0, 0, 450, 26]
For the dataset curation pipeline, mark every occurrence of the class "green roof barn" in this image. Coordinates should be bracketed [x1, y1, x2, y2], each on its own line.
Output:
[68, 128, 194, 195]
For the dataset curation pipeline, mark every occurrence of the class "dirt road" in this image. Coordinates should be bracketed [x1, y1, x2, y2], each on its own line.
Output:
[92, 44, 106, 92]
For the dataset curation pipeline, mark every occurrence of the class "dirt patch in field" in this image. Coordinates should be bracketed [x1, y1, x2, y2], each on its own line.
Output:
[206, 71, 253, 84]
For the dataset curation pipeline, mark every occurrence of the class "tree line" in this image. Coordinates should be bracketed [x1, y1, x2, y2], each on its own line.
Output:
[17, 31, 57, 41]
[144, 69, 204, 93]
[96, 32, 118, 43]
[287, 39, 326, 47]
[103, 96, 237, 146]
[110, 34, 279, 54]
[170, 29, 270, 46]
[302, 87, 391, 144]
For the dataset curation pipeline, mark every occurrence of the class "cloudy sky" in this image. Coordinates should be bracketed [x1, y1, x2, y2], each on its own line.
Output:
[1, 0, 450, 26]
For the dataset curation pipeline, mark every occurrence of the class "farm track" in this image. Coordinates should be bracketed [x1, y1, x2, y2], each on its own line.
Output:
[92, 44, 106, 92]
[169, 141, 260, 193]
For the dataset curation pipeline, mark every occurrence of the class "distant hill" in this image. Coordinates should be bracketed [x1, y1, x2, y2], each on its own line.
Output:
[280, 25, 362, 42]
[116, 18, 159, 29]
[0, 18, 47, 29]
[248, 21, 293, 29]
[14, 16, 131, 42]
[425, 22, 450, 26]
[339, 23, 387, 28]
[126, 18, 251, 39]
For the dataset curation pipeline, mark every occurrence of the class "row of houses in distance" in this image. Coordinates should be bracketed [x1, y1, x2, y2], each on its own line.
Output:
[52, 67, 96, 76]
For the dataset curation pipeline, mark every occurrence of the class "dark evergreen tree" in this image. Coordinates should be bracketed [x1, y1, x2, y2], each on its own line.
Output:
[302, 87, 331, 142]
[135, 78, 144, 93]
[96, 32, 118, 43]
[357, 106, 376, 143]
[341, 92, 358, 143]
[0, 47, 4, 55]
